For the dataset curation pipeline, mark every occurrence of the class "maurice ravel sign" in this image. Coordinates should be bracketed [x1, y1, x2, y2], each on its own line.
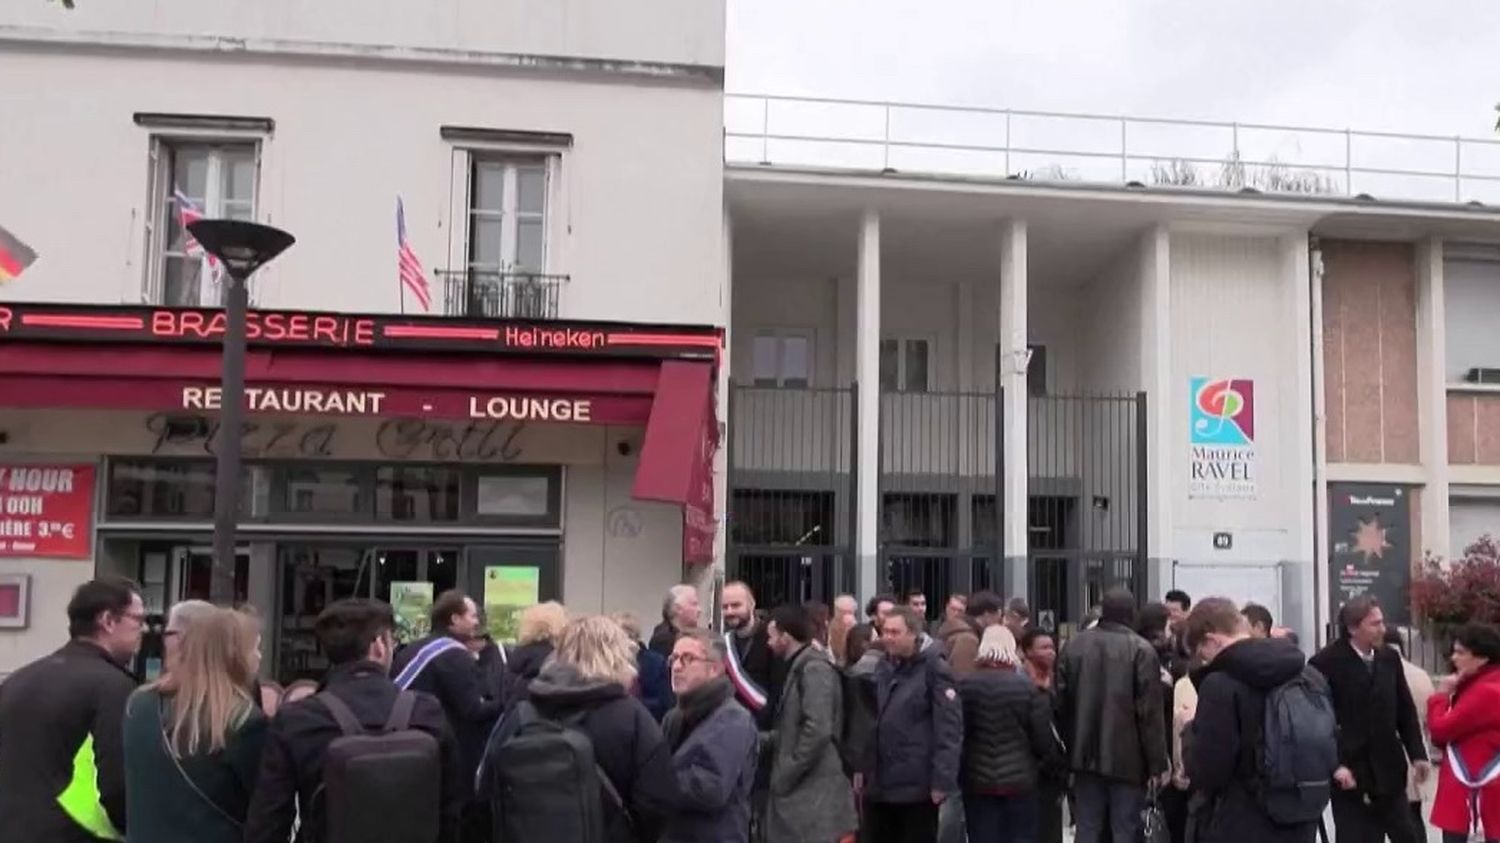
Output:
[0, 465, 95, 559]
[1188, 377, 1257, 500]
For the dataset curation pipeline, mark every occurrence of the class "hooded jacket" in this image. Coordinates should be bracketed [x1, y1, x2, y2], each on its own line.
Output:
[483, 661, 680, 843]
[867, 640, 964, 803]
[1185, 637, 1319, 843]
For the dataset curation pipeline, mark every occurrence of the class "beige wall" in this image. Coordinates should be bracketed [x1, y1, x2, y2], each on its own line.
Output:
[1320, 240, 1421, 465]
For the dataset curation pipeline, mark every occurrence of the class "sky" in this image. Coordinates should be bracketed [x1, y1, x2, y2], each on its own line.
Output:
[726, 0, 1499, 139]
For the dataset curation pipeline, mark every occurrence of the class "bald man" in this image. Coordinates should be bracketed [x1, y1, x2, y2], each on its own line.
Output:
[720, 581, 779, 724]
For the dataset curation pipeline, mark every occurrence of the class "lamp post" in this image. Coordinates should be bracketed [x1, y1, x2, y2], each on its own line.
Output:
[185, 219, 295, 604]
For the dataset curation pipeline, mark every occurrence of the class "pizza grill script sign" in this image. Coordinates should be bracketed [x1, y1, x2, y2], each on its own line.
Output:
[0, 465, 95, 559]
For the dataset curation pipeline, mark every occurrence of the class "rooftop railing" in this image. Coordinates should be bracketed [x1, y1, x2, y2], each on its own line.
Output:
[725, 93, 1500, 205]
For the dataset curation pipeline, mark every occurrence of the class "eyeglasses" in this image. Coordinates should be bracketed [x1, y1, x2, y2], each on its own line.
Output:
[118, 612, 148, 626]
[667, 653, 708, 668]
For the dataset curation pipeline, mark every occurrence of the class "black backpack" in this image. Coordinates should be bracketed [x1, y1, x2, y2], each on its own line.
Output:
[315, 691, 443, 843]
[485, 701, 627, 843]
[1256, 668, 1340, 825]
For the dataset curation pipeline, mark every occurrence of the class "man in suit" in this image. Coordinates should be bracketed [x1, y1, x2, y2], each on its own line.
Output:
[1310, 596, 1430, 843]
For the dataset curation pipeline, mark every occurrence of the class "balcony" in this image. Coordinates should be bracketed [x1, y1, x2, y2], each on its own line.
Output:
[439, 269, 567, 320]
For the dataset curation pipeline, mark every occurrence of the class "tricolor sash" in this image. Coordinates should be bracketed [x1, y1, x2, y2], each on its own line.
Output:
[394, 636, 468, 690]
[724, 635, 768, 711]
[1448, 747, 1500, 836]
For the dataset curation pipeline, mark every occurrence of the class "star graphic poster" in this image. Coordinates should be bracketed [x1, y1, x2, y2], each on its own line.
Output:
[1327, 483, 1412, 626]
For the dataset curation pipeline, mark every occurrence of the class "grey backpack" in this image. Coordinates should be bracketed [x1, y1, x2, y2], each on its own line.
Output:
[316, 691, 443, 843]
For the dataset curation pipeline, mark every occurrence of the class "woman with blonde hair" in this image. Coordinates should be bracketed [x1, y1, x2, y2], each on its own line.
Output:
[955, 624, 1064, 843]
[509, 599, 568, 683]
[482, 615, 680, 842]
[123, 605, 267, 843]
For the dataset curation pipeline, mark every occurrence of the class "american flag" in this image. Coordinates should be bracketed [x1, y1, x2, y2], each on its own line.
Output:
[396, 197, 431, 312]
[172, 188, 217, 267]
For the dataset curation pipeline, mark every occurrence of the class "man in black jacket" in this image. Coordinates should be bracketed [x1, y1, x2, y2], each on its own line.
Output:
[1056, 588, 1169, 843]
[650, 583, 702, 657]
[1183, 598, 1324, 843]
[245, 599, 465, 843]
[863, 606, 964, 843]
[1309, 597, 1429, 843]
[0, 577, 143, 843]
[720, 581, 778, 722]
[390, 589, 505, 843]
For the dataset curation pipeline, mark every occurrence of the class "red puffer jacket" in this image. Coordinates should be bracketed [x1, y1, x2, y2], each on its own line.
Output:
[1429, 665, 1500, 837]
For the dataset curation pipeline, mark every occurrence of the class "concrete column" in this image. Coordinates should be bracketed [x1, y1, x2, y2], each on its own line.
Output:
[1416, 238, 1451, 562]
[1140, 225, 1173, 598]
[855, 211, 882, 602]
[1282, 234, 1318, 644]
[712, 202, 733, 578]
[998, 220, 1029, 599]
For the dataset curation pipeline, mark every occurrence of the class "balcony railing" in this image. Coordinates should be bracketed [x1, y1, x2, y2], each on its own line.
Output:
[726, 93, 1500, 205]
[439, 269, 567, 320]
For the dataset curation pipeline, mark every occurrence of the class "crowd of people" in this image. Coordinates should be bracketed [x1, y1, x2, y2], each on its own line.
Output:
[1, 576, 1499, 843]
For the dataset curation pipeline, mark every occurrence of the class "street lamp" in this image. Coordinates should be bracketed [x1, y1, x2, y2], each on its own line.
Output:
[186, 219, 295, 604]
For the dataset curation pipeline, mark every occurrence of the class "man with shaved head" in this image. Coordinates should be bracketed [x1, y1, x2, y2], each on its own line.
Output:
[720, 581, 777, 722]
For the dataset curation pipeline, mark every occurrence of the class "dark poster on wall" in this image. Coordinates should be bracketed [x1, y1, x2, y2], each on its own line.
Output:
[1328, 483, 1413, 626]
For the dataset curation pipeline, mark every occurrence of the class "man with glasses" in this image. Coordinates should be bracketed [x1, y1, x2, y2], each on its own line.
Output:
[0, 576, 145, 843]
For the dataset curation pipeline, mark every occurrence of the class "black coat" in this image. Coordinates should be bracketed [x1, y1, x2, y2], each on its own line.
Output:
[508, 640, 554, 683]
[648, 621, 679, 658]
[0, 641, 137, 843]
[391, 635, 505, 777]
[1308, 638, 1426, 797]
[243, 660, 466, 843]
[957, 665, 1062, 794]
[484, 661, 681, 843]
[1186, 638, 1319, 843]
[867, 643, 964, 803]
[1055, 621, 1169, 785]
[635, 644, 675, 723]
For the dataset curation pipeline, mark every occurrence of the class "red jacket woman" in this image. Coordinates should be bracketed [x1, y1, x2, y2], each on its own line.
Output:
[1428, 623, 1500, 843]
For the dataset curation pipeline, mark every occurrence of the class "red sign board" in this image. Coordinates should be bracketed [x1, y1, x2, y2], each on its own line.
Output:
[0, 303, 721, 361]
[681, 385, 719, 565]
[0, 465, 94, 559]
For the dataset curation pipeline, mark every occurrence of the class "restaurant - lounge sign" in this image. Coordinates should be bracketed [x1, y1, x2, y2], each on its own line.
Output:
[180, 386, 611, 424]
[0, 302, 720, 360]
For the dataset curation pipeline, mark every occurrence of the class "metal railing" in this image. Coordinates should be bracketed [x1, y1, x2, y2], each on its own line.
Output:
[439, 269, 567, 319]
[725, 93, 1500, 204]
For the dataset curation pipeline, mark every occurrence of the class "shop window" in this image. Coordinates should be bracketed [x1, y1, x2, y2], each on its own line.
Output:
[750, 330, 813, 388]
[145, 139, 259, 307]
[469, 467, 562, 527]
[276, 466, 369, 518]
[377, 466, 461, 523]
[880, 337, 931, 393]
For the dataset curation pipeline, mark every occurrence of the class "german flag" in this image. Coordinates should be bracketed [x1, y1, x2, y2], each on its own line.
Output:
[0, 224, 38, 283]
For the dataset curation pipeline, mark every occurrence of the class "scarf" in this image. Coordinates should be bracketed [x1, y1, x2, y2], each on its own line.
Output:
[663, 676, 734, 752]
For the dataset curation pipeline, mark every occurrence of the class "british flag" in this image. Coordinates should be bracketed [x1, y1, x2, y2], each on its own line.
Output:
[396, 197, 431, 312]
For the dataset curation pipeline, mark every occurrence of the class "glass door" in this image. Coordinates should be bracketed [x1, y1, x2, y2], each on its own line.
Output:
[464, 543, 560, 644]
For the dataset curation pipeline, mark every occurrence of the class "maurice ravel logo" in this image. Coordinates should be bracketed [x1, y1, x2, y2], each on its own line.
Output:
[1190, 378, 1255, 445]
[1188, 377, 1257, 500]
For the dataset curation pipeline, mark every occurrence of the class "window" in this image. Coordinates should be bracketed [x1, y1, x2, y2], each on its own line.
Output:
[276, 467, 367, 517]
[468, 155, 549, 275]
[148, 141, 258, 306]
[880, 338, 931, 392]
[105, 460, 263, 519]
[750, 329, 812, 388]
[377, 466, 461, 523]
[995, 343, 1048, 395]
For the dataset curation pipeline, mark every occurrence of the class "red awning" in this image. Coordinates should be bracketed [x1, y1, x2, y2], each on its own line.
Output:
[632, 361, 718, 564]
[0, 341, 719, 562]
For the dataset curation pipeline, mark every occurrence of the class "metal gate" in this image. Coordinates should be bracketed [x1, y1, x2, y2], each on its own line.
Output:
[1028, 392, 1148, 630]
[878, 388, 1004, 622]
[726, 385, 857, 608]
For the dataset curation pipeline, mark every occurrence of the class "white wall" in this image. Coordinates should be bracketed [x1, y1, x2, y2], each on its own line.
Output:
[1, 0, 725, 69]
[1444, 258, 1500, 381]
[0, 42, 724, 326]
[1169, 233, 1301, 616]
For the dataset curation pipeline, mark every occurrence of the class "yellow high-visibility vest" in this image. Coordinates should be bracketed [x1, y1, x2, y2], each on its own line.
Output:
[55, 734, 122, 841]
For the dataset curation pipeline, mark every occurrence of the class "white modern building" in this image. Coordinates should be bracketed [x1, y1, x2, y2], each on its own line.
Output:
[4, 2, 1500, 681]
